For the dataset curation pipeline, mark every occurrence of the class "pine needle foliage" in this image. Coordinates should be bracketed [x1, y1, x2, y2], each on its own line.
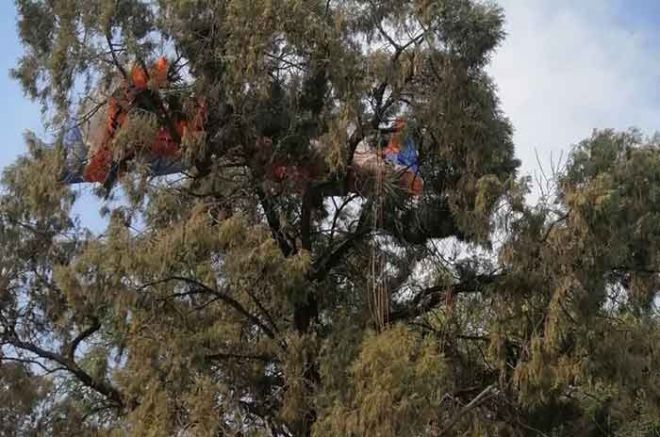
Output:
[1, 1, 658, 435]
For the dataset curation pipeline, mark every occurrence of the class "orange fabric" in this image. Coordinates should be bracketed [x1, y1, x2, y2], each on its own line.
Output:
[151, 128, 180, 157]
[130, 58, 170, 90]
[82, 58, 211, 185]
[130, 65, 148, 90]
[399, 170, 424, 195]
[106, 97, 118, 132]
[272, 164, 287, 181]
[267, 162, 314, 192]
[151, 57, 169, 88]
[383, 117, 407, 156]
[84, 147, 112, 183]
[383, 133, 401, 156]
[176, 120, 188, 138]
[106, 96, 127, 135]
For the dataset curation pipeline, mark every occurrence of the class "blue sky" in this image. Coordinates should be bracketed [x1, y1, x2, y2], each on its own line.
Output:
[1, 2, 43, 160]
[490, 0, 660, 180]
[613, 0, 660, 31]
[1, 1, 659, 227]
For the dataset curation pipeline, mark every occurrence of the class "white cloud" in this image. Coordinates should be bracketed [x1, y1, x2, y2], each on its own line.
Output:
[489, 0, 660, 179]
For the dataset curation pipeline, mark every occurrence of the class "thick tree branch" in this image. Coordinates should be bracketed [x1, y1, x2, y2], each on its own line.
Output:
[244, 271, 280, 335]
[328, 194, 360, 241]
[390, 274, 501, 322]
[257, 188, 294, 257]
[541, 211, 570, 242]
[7, 337, 125, 410]
[67, 317, 101, 362]
[301, 190, 314, 251]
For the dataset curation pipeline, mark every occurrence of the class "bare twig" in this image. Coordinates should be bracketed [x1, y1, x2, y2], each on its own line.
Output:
[139, 276, 277, 339]
[205, 351, 274, 362]
[440, 384, 496, 434]
[105, 32, 128, 80]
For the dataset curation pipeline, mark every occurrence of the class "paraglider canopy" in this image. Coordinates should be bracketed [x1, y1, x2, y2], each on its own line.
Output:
[60, 65, 422, 199]
[59, 57, 205, 189]
[349, 118, 423, 196]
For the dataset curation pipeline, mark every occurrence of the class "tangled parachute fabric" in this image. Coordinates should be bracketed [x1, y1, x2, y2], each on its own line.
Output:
[354, 118, 424, 195]
[59, 57, 205, 188]
[60, 62, 422, 198]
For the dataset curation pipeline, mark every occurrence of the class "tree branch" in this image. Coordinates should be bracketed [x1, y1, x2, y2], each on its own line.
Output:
[67, 317, 101, 362]
[257, 188, 294, 257]
[243, 270, 280, 335]
[368, 17, 425, 127]
[205, 351, 274, 363]
[105, 32, 127, 80]
[382, 200, 464, 245]
[309, 204, 372, 282]
[440, 384, 496, 434]
[0, 355, 66, 375]
[390, 274, 500, 322]
[301, 190, 314, 251]
[7, 337, 125, 410]
[144, 276, 277, 340]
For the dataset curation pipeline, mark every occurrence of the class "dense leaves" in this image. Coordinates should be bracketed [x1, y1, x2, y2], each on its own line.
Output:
[1, 0, 658, 435]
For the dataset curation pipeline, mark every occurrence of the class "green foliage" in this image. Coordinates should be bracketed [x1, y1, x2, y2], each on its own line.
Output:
[314, 324, 450, 436]
[1, 1, 658, 436]
[0, 363, 48, 435]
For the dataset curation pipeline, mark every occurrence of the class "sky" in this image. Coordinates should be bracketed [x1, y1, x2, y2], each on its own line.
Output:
[0, 2, 44, 160]
[489, 0, 660, 180]
[1, 1, 659, 227]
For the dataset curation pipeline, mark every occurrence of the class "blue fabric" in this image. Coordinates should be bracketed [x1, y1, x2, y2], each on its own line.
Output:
[61, 120, 88, 184]
[399, 137, 419, 173]
[61, 170, 86, 184]
[384, 136, 419, 173]
[63, 123, 84, 148]
[59, 117, 188, 184]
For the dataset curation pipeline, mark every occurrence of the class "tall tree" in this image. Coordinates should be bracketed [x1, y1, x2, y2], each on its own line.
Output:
[2, 0, 658, 435]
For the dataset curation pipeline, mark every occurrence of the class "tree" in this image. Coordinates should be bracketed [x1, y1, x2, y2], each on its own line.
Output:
[2, 0, 658, 435]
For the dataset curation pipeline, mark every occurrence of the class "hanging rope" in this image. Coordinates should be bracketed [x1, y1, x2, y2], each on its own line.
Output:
[369, 131, 389, 332]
